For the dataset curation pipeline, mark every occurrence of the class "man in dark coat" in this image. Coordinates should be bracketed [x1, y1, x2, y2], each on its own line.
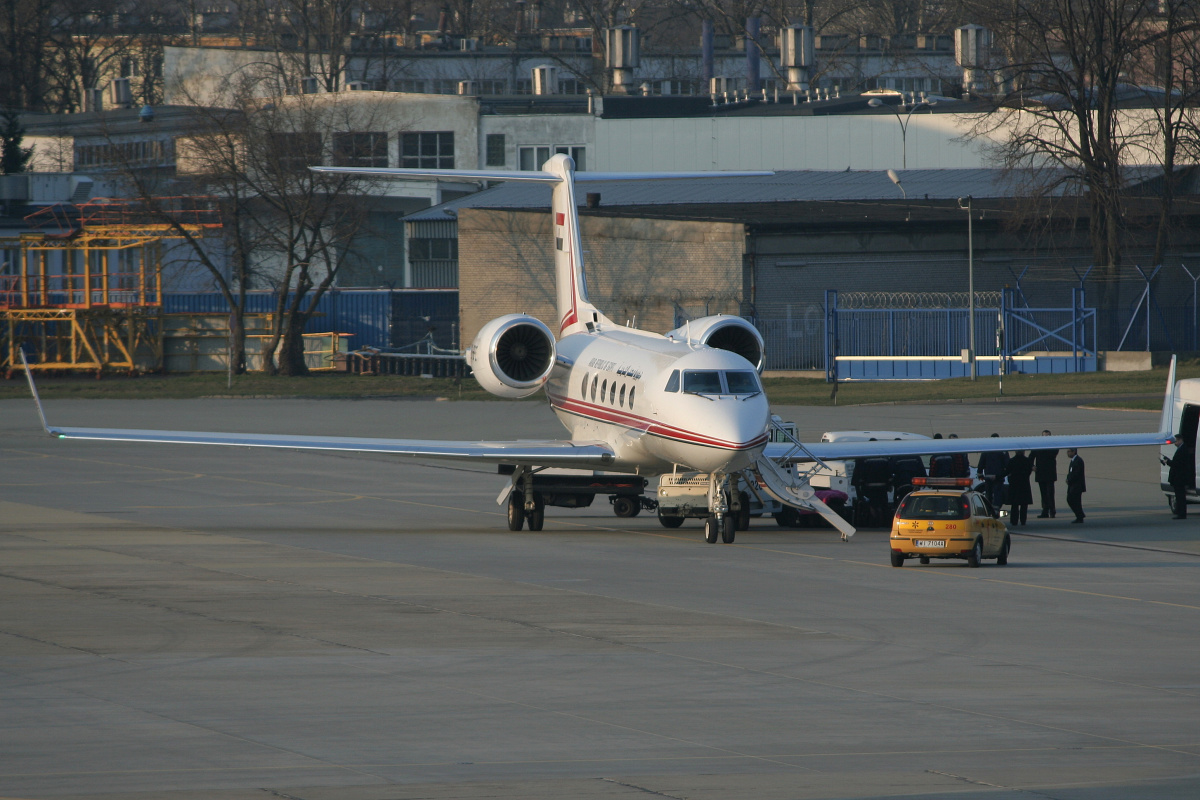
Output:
[1066, 448, 1086, 523]
[976, 434, 1009, 517]
[1005, 450, 1034, 525]
[1164, 435, 1194, 520]
[947, 434, 970, 478]
[1033, 429, 1059, 519]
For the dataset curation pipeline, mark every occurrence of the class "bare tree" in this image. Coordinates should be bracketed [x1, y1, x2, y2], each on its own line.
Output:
[963, 0, 1200, 343]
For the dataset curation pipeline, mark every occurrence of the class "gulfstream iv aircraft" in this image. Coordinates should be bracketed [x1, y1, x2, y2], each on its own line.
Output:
[24, 155, 1177, 543]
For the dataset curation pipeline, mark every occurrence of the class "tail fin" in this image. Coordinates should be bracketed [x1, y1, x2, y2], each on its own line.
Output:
[542, 154, 608, 336]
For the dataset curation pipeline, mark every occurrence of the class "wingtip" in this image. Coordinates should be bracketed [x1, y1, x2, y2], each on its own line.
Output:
[19, 348, 52, 435]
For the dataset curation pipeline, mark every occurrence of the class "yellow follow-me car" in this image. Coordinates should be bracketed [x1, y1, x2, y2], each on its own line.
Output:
[889, 477, 1011, 568]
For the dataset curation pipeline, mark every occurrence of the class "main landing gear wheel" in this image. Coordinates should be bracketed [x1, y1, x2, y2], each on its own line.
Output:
[507, 491, 525, 532]
[721, 514, 736, 544]
[737, 491, 751, 531]
[527, 492, 545, 531]
[658, 514, 685, 528]
[612, 496, 640, 518]
[704, 516, 720, 543]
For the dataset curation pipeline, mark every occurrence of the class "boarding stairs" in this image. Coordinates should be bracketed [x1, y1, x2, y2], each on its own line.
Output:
[751, 418, 856, 540]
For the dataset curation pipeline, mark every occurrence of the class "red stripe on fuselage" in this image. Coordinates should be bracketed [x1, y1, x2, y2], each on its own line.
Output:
[547, 391, 767, 451]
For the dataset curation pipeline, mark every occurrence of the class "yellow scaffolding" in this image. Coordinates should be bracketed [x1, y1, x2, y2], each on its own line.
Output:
[1, 197, 219, 375]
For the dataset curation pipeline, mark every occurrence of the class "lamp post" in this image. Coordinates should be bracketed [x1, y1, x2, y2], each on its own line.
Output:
[867, 96, 936, 169]
[958, 195, 976, 380]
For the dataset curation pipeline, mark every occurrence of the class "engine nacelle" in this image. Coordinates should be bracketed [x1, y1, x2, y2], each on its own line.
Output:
[467, 314, 557, 398]
[667, 314, 765, 372]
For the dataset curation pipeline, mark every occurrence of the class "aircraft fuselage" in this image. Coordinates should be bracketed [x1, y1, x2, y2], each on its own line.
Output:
[546, 328, 770, 475]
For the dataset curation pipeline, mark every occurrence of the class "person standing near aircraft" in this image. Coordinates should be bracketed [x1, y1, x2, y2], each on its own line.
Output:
[947, 434, 971, 478]
[1005, 449, 1033, 525]
[977, 435, 1009, 517]
[1163, 435, 1194, 520]
[1066, 448, 1086, 523]
[1033, 430, 1058, 518]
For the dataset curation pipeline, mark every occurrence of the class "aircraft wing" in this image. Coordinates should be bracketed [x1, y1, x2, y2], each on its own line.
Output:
[768, 356, 1178, 462]
[38, 425, 616, 468]
[19, 353, 614, 469]
[770, 431, 1172, 463]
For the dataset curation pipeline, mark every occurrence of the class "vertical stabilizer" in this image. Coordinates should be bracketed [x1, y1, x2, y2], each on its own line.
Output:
[543, 154, 610, 336]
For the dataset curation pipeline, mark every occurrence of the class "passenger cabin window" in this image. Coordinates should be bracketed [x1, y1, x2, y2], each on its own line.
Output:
[619, 385, 626, 407]
[664, 370, 679, 392]
[591, 375, 598, 402]
[725, 370, 761, 394]
[581, 372, 589, 396]
[601, 379, 608, 402]
[683, 370, 722, 394]
[609, 382, 616, 404]
[629, 386, 636, 409]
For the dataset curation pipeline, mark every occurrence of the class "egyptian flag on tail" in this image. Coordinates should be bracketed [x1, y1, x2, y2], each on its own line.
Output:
[555, 212, 566, 252]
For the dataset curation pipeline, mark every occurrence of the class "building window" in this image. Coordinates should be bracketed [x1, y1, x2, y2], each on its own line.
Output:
[277, 132, 323, 171]
[401, 132, 454, 168]
[430, 78, 458, 94]
[485, 134, 505, 167]
[392, 79, 427, 93]
[519, 144, 585, 171]
[478, 79, 506, 95]
[333, 132, 387, 167]
[408, 237, 457, 261]
[515, 78, 532, 95]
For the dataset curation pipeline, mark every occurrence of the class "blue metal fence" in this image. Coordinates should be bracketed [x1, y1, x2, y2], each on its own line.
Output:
[819, 289, 1097, 381]
[163, 289, 457, 350]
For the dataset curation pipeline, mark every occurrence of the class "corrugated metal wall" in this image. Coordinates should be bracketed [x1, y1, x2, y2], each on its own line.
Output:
[163, 290, 458, 350]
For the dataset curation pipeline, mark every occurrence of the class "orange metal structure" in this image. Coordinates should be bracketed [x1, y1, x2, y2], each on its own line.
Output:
[1, 197, 220, 375]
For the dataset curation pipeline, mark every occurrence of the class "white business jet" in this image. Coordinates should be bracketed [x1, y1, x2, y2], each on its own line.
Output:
[22, 155, 1177, 543]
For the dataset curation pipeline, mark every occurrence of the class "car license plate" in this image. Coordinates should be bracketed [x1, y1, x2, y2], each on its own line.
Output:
[915, 539, 945, 547]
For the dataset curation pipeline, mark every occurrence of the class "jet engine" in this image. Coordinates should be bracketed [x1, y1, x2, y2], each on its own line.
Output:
[667, 315, 765, 372]
[467, 314, 557, 398]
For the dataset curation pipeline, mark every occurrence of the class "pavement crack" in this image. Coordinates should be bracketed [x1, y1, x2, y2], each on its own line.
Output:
[600, 777, 690, 798]
[925, 769, 1059, 798]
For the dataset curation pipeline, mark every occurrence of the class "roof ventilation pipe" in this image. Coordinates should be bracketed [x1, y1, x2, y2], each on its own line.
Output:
[701, 20, 714, 85]
[744, 17, 761, 94]
[955, 24, 990, 99]
[780, 24, 814, 92]
[606, 25, 640, 95]
[457, 80, 477, 95]
[531, 64, 558, 95]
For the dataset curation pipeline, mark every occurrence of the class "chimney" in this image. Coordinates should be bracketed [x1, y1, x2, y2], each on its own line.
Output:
[437, 6, 449, 34]
[745, 17, 761, 94]
[701, 20, 714, 84]
[530, 0, 541, 32]
[606, 25, 641, 95]
[780, 25, 814, 91]
[532, 64, 558, 95]
[514, 0, 525, 34]
[955, 24, 990, 99]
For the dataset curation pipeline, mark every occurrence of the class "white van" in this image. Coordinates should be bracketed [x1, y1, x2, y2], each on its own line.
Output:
[1160, 378, 1200, 514]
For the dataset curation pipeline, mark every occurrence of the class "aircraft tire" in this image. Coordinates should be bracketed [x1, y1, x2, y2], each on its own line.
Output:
[721, 515, 736, 544]
[507, 491, 525, 531]
[527, 492, 545, 531]
[704, 516, 719, 543]
[737, 492, 751, 530]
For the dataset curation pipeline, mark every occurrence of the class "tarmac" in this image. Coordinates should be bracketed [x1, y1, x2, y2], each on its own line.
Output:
[2, 393, 1199, 799]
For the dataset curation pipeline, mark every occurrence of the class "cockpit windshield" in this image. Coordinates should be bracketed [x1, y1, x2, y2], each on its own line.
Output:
[724, 371, 761, 394]
[683, 371, 722, 394]
[678, 370, 761, 396]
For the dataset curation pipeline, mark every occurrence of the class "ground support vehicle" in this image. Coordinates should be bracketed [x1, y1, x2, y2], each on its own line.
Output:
[889, 477, 1010, 568]
[500, 467, 652, 530]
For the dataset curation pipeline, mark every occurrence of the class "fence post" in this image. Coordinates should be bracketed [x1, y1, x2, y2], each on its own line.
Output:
[825, 291, 835, 383]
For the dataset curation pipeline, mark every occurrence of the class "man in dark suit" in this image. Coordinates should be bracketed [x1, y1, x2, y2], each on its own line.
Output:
[1163, 435, 1194, 520]
[1033, 429, 1058, 518]
[1066, 448, 1086, 523]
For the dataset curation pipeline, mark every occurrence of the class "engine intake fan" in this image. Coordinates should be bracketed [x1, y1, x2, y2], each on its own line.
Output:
[468, 314, 557, 398]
